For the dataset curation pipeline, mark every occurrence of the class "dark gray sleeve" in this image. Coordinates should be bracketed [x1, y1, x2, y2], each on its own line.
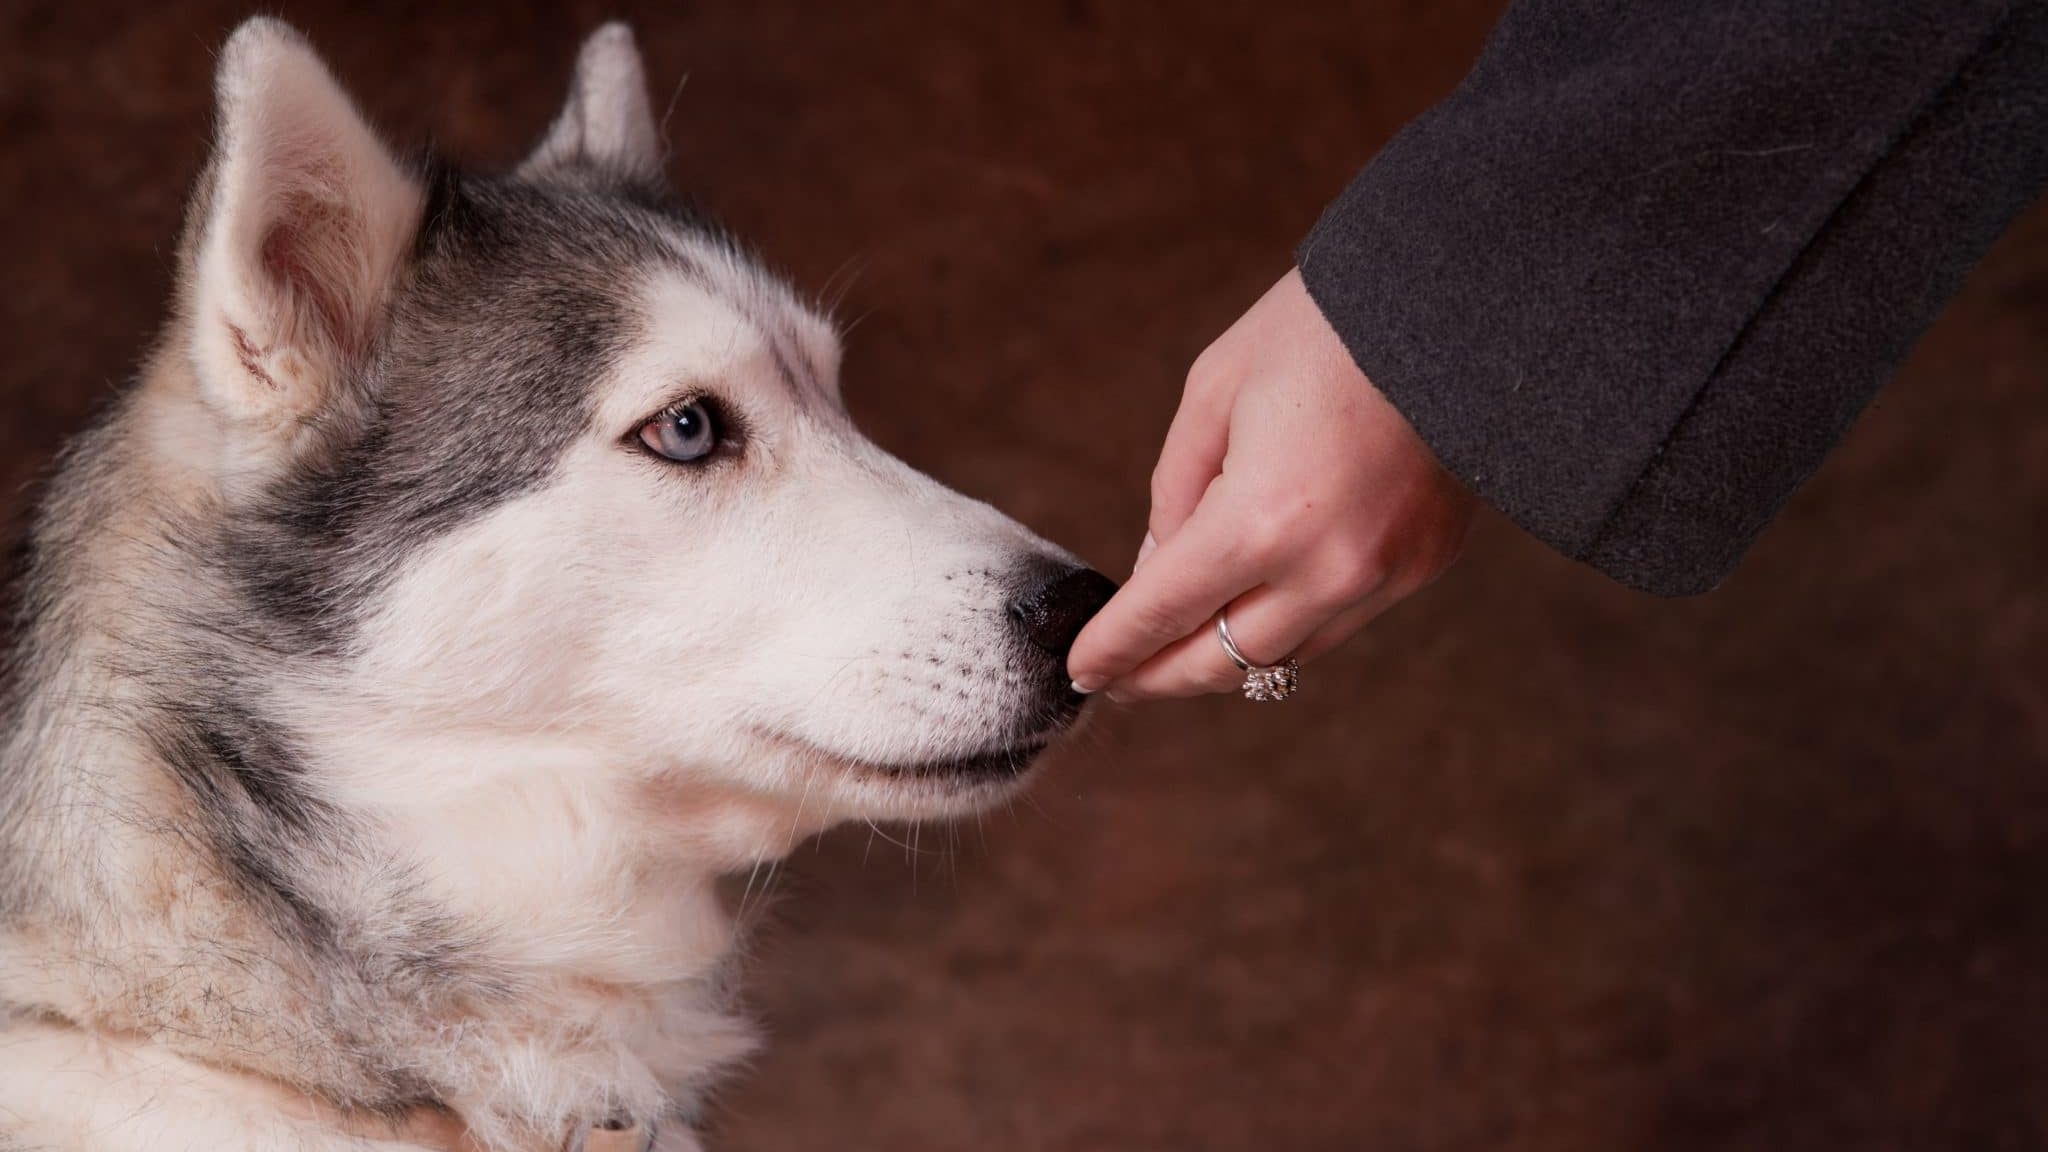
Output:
[1296, 0, 2048, 595]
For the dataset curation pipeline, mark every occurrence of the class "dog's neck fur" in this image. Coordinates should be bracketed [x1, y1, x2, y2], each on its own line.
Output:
[0, 354, 771, 1148]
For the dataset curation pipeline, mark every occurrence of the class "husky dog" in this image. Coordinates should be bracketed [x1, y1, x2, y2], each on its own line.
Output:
[0, 19, 1112, 1152]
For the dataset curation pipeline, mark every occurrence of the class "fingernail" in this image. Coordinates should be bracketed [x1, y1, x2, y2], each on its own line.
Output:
[1071, 679, 1101, 695]
[1133, 532, 1157, 574]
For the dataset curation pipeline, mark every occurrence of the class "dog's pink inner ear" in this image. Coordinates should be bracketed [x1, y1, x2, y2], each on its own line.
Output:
[258, 187, 371, 365]
[188, 18, 422, 425]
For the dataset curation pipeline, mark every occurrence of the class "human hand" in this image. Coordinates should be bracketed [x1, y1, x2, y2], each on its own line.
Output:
[1067, 267, 1477, 701]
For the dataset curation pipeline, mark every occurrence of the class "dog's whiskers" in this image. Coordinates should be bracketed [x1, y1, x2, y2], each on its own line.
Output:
[859, 818, 928, 857]
[734, 855, 769, 928]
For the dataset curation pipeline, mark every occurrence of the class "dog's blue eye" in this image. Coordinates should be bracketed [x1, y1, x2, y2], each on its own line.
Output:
[639, 400, 719, 463]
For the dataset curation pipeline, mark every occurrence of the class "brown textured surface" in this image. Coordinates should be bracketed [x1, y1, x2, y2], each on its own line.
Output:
[3, 3, 2043, 1150]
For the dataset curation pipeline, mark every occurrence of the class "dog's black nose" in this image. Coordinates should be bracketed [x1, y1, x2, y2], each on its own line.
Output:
[1011, 565, 1118, 660]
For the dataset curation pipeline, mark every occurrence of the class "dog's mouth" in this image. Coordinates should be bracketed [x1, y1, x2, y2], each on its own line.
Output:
[867, 738, 1053, 779]
[754, 729, 1059, 784]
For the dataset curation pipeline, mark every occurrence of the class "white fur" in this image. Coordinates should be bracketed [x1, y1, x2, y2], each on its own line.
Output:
[0, 18, 1079, 1152]
[521, 22, 665, 182]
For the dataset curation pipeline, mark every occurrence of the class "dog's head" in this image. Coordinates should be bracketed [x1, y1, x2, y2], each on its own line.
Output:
[153, 21, 1110, 861]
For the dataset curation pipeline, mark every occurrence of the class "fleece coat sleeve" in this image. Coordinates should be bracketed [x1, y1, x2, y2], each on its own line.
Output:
[1297, 0, 2048, 594]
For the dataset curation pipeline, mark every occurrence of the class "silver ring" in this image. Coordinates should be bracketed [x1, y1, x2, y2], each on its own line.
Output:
[1216, 613, 1300, 702]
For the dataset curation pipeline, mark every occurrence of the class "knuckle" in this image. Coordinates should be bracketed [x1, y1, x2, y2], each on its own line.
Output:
[1277, 497, 1322, 540]
[1184, 347, 1224, 394]
[1147, 470, 1180, 516]
[1129, 598, 1190, 643]
[1238, 503, 1295, 561]
[1240, 498, 1314, 567]
[1317, 536, 1386, 599]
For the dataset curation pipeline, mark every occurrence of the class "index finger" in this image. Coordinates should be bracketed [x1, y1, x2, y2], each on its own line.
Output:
[1066, 483, 1263, 690]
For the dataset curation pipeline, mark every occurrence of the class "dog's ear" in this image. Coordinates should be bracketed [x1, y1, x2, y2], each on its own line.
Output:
[519, 23, 664, 184]
[185, 18, 422, 434]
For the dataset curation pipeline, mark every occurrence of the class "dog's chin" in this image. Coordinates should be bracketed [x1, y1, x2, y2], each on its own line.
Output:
[753, 718, 1071, 821]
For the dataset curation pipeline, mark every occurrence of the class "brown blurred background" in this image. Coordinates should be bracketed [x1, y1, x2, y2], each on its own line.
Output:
[3, 2, 2044, 1149]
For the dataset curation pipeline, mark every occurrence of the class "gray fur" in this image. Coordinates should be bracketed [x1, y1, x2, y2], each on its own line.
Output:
[115, 170, 736, 991]
[0, 19, 1093, 1151]
[229, 169, 719, 653]
[0, 31, 745, 1139]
